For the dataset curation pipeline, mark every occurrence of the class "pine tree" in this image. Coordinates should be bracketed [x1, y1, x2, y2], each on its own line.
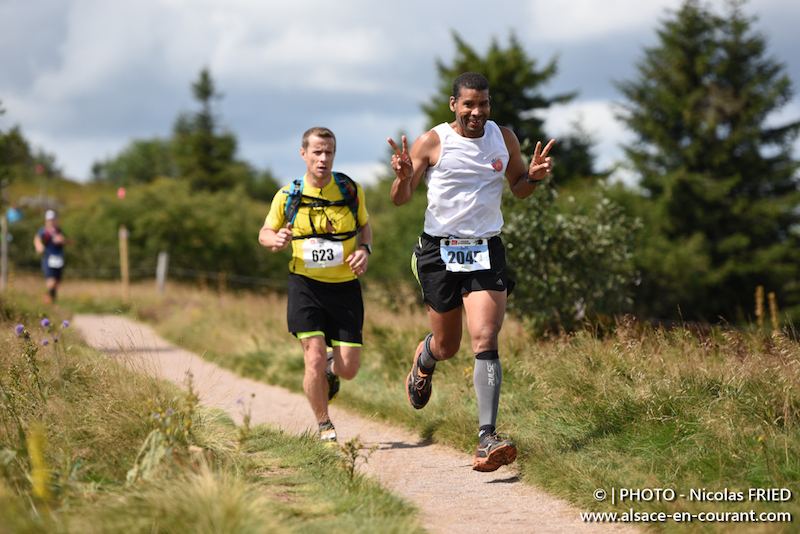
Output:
[616, 0, 800, 322]
[92, 69, 278, 198]
[172, 68, 240, 191]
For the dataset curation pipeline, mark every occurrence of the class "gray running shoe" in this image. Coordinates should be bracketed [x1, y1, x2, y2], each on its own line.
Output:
[472, 432, 517, 472]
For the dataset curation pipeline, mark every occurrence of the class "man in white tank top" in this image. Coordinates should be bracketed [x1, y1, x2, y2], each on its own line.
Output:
[388, 72, 554, 472]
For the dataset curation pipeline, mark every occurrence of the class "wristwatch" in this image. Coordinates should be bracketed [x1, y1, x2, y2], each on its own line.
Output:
[360, 243, 373, 255]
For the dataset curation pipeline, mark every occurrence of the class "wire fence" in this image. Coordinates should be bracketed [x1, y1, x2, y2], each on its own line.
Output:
[11, 264, 288, 289]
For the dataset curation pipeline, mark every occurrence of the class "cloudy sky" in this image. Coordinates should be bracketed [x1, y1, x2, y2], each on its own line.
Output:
[2, 0, 799, 187]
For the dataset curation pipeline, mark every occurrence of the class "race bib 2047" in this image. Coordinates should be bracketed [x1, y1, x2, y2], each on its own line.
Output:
[439, 238, 491, 272]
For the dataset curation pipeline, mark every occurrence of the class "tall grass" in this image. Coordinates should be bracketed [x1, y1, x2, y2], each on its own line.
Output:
[13, 273, 800, 532]
[0, 278, 425, 534]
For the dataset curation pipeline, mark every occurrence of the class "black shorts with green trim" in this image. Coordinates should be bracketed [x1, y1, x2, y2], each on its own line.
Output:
[411, 233, 515, 314]
[286, 273, 363, 347]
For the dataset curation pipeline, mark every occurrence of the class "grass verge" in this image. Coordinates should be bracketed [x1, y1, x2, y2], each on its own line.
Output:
[16, 274, 800, 533]
[0, 279, 424, 534]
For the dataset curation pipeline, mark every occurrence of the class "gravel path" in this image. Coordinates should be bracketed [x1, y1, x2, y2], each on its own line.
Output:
[72, 314, 637, 534]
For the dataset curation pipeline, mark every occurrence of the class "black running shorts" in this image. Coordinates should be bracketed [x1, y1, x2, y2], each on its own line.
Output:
[411, 233, 515, 313]
[286, 273, 364, 346]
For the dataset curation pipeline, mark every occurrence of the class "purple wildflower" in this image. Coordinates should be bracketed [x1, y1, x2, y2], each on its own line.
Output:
[53, 337, 59, 343]
[41, 318, 50, 328]
[236, 397, 244, 405]
[62, 320, 70, 328]
[14, 324, 24, 337]
[165, 409, 174, 416]
[42, 339, 49, 346]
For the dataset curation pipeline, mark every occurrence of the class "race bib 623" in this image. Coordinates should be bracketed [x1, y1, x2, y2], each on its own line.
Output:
[302, 238, 344, 269]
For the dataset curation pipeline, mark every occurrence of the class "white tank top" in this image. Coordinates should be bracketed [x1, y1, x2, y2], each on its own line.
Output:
[423, 121, 509, 238]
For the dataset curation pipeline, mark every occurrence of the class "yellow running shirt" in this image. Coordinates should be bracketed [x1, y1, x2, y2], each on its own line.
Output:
[266, 173, 369, 283]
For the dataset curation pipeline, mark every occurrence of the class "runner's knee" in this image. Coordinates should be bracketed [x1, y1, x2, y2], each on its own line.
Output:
[469, 323, 501, 352]
[335, 348, 361, 380]
[304, 350, 328, 375]
[337, 359, 360, 380]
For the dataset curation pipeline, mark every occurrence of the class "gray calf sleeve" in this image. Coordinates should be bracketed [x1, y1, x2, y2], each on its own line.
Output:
[473, 352, 502, 429]
[418, 333, 438, 372]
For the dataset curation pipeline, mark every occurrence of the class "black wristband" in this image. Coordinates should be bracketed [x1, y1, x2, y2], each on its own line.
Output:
[525, 176, 542, 184]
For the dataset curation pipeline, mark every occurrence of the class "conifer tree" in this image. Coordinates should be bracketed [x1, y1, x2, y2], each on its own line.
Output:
[172, 67, 242, 192]
[616, 0, 800, 322]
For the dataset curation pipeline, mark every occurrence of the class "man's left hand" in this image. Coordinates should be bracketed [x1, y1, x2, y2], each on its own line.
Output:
[527, 139, 555, 182]
[346, 249, 369, 276]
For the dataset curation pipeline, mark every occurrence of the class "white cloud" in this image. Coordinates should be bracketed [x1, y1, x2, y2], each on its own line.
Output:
[21, 0, 395, 102]
[212, 26, 390, 93]
[526, 0, 680, 43]
[2, 0, 797, 184]
[336, 162, 386, 187]
[525, 0, 800, 44]
[540, 99, 633, 170]
[31, 2, 175, 99]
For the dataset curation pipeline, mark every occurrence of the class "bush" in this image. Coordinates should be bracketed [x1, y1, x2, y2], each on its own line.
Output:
[503, 180, 641, 332]
[61, 178, 290, 284]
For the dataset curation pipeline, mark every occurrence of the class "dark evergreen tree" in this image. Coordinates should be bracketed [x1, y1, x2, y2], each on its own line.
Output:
[90, 69, 279, 198]
[0, 101, 32, 184]
[615, 0, 800, 322]
[172, 67, 243, 192]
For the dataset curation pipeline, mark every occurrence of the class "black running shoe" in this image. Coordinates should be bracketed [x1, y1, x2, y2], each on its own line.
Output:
[406, 340, 433, 409]
[472, 432, 517, 472]
[326, 351, 340, 403]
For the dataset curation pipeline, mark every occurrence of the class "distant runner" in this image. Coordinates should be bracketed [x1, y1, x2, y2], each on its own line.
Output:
[34, 209, 68, 305]
[259, 127, 373, 444]
[388, 72, 554, 472]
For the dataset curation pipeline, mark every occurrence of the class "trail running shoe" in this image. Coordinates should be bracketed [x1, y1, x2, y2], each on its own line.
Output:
[326, 351, 340, 403]
[406, 340, 433, 409]
[472, 432, 517, 472]
[319, 421, 337, 444]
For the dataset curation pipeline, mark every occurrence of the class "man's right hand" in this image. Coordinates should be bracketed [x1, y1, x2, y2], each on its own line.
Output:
[388, 135, 413, 181]
[260, 222, 293, 252]
[273, 223, 293, 250]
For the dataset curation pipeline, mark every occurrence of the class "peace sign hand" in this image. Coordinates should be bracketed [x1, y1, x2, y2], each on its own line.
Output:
[387, 135, 413, 181]
[527, 139, 555, 183]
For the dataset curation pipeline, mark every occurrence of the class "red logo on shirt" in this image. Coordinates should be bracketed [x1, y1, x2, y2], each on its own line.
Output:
[492, 158, 504, 172]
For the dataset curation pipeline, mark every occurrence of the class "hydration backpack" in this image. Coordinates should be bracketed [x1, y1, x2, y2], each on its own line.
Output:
[283, 172, 360, 241]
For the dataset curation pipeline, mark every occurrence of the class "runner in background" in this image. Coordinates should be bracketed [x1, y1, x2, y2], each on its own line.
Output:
[33, 209, 68, 305]
[258, 127, 373, 444]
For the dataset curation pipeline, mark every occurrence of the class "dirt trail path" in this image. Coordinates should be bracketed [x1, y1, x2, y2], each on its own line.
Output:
[72, 314, 636, 534]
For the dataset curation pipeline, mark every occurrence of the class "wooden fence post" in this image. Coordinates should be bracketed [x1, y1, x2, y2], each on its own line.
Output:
[0, 213, 7, 293]
[156, 251, 169, 296]
[119, 226, 130, 302]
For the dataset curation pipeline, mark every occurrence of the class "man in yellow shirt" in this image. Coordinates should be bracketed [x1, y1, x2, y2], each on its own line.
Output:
[259, 127, 373, 443]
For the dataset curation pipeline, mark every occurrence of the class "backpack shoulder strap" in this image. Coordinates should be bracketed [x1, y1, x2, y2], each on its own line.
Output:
[284, 177, 304, 225]
[332, 172, 360, 228]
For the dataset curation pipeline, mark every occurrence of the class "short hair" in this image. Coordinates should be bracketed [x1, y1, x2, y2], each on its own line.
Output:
[302, 127, 336, 152]
[453, 73, 490, 100]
